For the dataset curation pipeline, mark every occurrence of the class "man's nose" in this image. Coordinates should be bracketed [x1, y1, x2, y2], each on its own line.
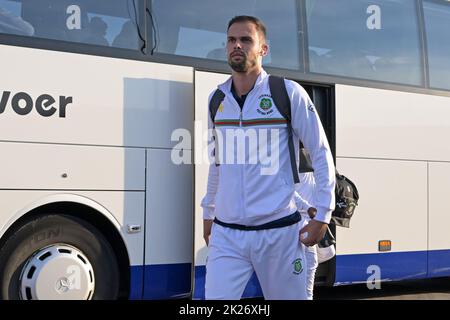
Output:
[234, 41, 242, 50]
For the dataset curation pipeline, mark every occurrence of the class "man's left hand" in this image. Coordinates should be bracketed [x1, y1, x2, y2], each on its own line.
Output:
[300, 219, 328, 247]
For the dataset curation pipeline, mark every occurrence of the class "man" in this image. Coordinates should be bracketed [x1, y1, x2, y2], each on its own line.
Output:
[201, 15, 335, 300]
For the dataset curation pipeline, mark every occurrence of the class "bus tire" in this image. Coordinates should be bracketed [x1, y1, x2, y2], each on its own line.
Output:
[0, 214, 120, 300]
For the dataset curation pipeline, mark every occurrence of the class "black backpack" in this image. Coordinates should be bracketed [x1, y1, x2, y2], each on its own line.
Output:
[331, 172, 359, 228]
[209, 75, 359, 227]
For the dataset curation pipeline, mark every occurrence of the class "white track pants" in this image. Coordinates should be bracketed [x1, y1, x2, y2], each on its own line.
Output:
[304, 243, 318, 300]
[301, 213, 319, 300]
[205, 220, 308, 300]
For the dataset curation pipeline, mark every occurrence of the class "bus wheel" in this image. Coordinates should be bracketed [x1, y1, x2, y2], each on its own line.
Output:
[0, 214, 120, 300]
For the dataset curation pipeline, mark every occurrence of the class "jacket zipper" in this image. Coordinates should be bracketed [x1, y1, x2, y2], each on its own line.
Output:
[240, 104, 245, 221]
[228, 86, 255, 222]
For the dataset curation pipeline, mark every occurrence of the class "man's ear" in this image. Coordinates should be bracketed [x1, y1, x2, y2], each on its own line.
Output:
[260, 43, 269, 57]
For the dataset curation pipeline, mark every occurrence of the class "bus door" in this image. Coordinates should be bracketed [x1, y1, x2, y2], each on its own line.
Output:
[300, 82, 336, 286]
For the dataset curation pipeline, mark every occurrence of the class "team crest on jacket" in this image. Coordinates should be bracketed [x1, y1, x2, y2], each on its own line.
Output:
[257, 94, 274, 115]
[292, 258, 303, 275]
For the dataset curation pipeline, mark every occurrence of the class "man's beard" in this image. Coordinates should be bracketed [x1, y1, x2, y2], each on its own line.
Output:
[228, 53, 256, 73]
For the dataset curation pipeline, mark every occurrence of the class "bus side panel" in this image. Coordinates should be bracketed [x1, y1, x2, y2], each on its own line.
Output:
[334, 83, 438, 284]
[334, 158, 428, 284]
[0, 190, 145, 298]
[335, 84, 450, 162]
[0, 44, 196, 298]
[0, 142, 145, 190]
[429, 162, 450, 277]
[335, 84, 450, 284]
[0, 44, 193, 149]
[144, 149, 193, 299]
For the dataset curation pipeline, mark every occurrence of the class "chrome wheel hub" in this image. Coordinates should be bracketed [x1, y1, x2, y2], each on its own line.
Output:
[20, 244, 95, 300]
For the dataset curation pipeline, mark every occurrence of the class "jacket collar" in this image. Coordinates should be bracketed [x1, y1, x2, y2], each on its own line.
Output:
[218, 69, 268, 94]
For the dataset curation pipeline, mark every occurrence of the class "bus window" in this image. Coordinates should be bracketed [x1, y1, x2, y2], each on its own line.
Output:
[306, 0, 423, 86]
[151, 0, 303, 71]
[0, 0, 141, 50]
[0, 0, 33, 36]
[423, 1, 450, 91]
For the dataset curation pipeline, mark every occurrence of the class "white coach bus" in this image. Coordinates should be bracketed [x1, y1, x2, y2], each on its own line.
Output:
[0, 0, 449, 300]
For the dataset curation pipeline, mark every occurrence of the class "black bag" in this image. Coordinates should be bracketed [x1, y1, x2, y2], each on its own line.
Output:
[331, 172, 359, 228]
[298, 142, 314, 173]
[318, 225, 336, 248]
[297, 146, 359, 228]
[317, 226, 336, 263]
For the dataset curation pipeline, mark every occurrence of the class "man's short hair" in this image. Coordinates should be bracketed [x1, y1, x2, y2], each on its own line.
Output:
[227, 15, 267, 40]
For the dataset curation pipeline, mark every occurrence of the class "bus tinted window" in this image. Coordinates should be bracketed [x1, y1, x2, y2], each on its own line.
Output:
[0, 1, 33, 36]
[151, 0, 302, 71]
[0, 0, 141, 50]
[423, 1, 450, 91]
[306, 0, 422, 86]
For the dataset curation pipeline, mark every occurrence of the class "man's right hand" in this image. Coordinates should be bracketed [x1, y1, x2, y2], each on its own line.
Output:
[300, 219, 328, 247]
[203, 219, 213, 246]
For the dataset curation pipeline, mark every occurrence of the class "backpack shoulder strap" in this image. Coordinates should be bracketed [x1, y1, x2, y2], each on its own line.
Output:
[269, 75, 291, 122]
[268, 75, 300, 183]
[209, 89, 225, 126]
[208, 89, 225, 166]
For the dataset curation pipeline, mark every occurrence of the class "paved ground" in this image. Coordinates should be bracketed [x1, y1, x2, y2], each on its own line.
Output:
[315, 278, 450, 300]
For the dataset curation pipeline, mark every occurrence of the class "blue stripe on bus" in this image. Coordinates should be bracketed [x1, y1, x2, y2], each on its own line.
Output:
[129, 266, 144, 300]
[193, 265, 263, 300]
[130, 250, 450, 299]
[142, 263, 192, 299]
[335, 251, 428, 285]
[428, 249, 450, 277]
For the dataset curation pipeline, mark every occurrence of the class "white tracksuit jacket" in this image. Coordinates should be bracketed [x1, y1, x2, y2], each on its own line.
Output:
[201, 69, 335, 225]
